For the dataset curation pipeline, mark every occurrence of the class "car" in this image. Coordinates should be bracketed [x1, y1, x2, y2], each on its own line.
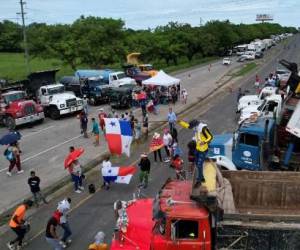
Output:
[255, 51, 264, 59]
[222, 57, 231, 65]
[243, 51, 255, 60]
[237, 55, 247, 62]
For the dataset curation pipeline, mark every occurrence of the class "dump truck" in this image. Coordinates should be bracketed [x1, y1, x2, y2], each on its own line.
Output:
[26, 70, 83, 119]
[0, 84, 44, 129]
[111, 169, 300, 250]
[126, 52, 158, 76]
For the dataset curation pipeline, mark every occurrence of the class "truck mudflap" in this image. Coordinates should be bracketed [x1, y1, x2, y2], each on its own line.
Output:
[15, 112, 44, 126]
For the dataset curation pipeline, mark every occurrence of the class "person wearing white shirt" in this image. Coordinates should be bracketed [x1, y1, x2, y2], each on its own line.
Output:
[57, 198, 72, 248]
[101, 156, 112, 190]
[163, 129, 173, 161]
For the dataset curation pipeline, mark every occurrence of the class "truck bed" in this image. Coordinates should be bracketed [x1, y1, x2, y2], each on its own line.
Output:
[222, 171, 300, 217]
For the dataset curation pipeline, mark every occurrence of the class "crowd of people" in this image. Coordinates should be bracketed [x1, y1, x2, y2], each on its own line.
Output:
[2, 79, 198, 249]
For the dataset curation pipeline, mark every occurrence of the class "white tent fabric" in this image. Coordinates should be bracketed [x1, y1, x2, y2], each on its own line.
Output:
[142, 70, 180, 87]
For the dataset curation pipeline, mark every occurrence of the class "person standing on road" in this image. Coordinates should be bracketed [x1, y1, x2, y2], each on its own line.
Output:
[83, 95, 89, 115]
[151, 133, 163, 162]
[162, 128, 172, 162]
[138, 153, 151, 188]
[142, 113, 149, 137]
[101, 156, 112, 190]
[181, 89, 188, 104]
[68, 159, 84, 193]
[91, 118, 100, 146]
[98, 108, 107, 134]
[7, 200, 33, 250]
[80, 111, 88, 138]
[134, 119, 142, 142]
[6, 142, 23, 176]
[27, 170, 48, 207]
[45, 215, 63, 250]
[88, 231, 108, 250]
[57, 198, 72, 248]
[167, 107, 177, 133]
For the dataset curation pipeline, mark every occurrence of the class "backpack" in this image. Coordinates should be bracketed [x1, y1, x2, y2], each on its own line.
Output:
[88, 184, 96, 194]
[4, 148, 14, 161]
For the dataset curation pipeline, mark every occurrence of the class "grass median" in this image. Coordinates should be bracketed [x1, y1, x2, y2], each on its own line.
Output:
[234, 62, 257, 77]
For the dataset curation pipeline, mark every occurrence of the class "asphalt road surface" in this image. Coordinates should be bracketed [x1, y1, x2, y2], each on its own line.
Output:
[0, 34, 299, 250]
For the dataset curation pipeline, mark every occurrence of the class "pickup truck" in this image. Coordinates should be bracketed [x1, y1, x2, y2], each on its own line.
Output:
[222, 58, 231, 65]
[111, 170, 300, 250]
[75, 69, 136, 87]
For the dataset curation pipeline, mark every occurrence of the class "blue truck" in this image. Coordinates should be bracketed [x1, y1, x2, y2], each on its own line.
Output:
[208, 114, 300, 170]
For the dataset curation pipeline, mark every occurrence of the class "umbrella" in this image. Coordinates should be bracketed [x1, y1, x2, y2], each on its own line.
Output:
[64, 148, 84, 168]
[0, 131, 22, 145]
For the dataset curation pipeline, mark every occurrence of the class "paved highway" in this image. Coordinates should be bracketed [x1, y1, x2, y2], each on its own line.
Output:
[0, 35, 298, 249]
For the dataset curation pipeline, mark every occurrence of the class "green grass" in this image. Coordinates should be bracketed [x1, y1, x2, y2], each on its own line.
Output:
[234, 62, 257, 77]
[0, 52, 218, 82]
[0, 53, 74, 81]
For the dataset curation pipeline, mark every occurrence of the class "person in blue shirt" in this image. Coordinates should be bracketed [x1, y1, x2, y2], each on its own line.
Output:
[167, 107, 177, 133]
[91, 118, 100, 146]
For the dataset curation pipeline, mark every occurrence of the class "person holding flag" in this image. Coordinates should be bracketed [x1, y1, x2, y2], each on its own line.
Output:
[150, 132, 164, 162]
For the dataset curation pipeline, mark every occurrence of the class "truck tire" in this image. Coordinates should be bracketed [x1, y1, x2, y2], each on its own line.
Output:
[49, 107, 60, 120]
[5, 116, 16, 130]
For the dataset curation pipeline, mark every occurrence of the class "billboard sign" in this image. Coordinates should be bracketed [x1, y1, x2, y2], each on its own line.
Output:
[256, 14, 273, 21]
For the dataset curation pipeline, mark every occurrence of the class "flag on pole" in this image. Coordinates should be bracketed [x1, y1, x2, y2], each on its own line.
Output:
[101, 166, 136, 184]
[104, 118, 133, 157]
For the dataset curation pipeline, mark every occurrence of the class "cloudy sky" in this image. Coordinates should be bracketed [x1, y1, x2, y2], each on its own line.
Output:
[1, 0, 299, 29]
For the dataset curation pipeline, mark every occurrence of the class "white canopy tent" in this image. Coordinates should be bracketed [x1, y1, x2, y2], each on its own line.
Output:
[142, 70, 180, 87]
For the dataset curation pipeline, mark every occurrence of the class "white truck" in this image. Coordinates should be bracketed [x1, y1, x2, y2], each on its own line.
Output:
[238, 94, 283, 124]
[237, 86, 277, 112]
[38, 83, 83, 119]
[27, 70, 83, 120]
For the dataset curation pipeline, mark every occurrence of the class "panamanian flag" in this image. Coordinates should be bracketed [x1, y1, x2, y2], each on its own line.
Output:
[102, 166, 136, 184]
[104, 118, 133, 157]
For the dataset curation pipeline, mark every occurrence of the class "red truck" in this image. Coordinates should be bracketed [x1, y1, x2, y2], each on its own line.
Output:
[0, 85, 44, 129]
[111, 171, 300, 250]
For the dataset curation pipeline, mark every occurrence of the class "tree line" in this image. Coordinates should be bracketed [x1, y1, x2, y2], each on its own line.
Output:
[0, 17, 297, 70]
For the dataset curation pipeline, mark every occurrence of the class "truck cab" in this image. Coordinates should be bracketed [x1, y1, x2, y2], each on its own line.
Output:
[38, 83, 83, 119]
[0, 89, 44, 129]
[239, 94, 282, 124]
[108, 71, 136, 87]
[111, 181, 211, 250]
[209, 117, 275, 170]
[237, 86, 277, 112]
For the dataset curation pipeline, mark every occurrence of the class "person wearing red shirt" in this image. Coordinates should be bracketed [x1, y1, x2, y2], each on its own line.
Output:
[98, 108, 107, 134]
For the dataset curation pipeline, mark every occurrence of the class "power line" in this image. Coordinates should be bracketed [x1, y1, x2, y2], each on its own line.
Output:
[17, 0, 30, 74]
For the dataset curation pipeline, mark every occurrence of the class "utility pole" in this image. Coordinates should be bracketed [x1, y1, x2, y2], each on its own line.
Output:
[199, 17, 203, 27]
[18, 0, 30, 74]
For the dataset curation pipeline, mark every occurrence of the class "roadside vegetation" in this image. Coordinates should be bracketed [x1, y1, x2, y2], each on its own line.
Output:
[0, 17, 297, 81]
[234, 62, 257, 77]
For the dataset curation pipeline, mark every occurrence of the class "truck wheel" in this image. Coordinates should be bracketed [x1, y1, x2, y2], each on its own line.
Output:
[6, 116, 16, 130]
[49, 107, 60, 120]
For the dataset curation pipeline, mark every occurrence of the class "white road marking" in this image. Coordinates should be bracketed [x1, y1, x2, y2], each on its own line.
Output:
[22, 126, 54, 138]
[0, 129, 92, 173]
